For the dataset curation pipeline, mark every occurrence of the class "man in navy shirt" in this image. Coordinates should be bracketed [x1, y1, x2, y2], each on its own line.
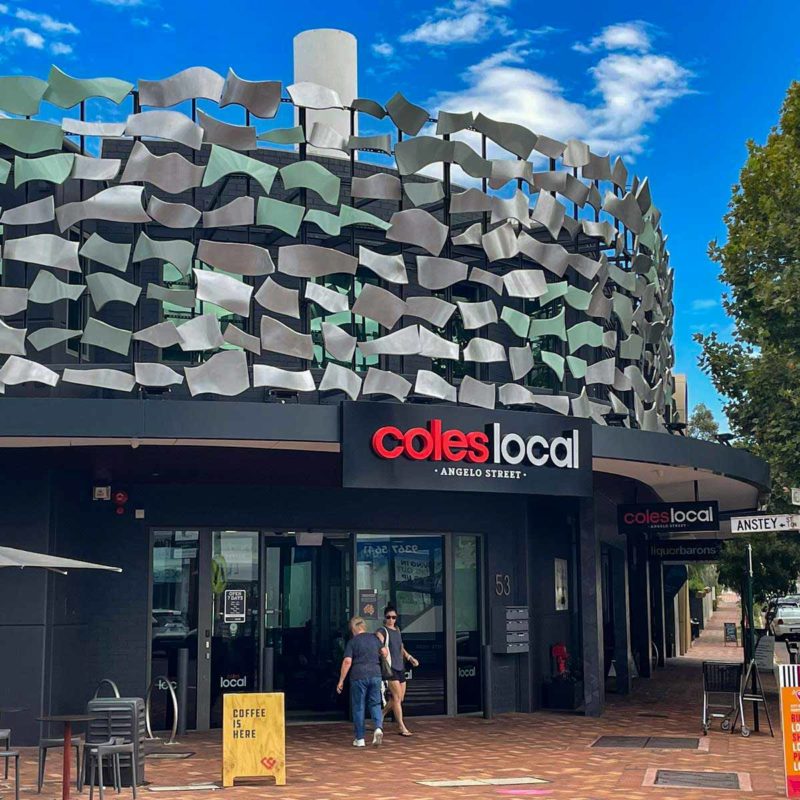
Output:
[337, 616, 387, 746]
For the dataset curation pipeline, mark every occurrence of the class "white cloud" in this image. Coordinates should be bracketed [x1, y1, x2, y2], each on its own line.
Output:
[92, 0, 144, 5]
[15, 8, 79, 34]
[372, 41, 394, 57]
[5, 26, 44, 48]
[162, 22, 173, 31]
[132, 16, 149, 26]
[691, 299, 718, 312]
[0, 4, 9, 13]
[50, 41, 72, 55]
[400, 0, 513, 46]
[574, 21, 652, 54]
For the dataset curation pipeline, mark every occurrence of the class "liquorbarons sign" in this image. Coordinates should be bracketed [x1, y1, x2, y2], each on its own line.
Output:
[648, 539, 724, 562]
[341, 403, 592, 496]
[618, 501, 719, 535]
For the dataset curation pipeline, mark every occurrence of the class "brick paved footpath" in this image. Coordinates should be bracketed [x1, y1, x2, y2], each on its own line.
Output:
[17, 593, 789, 799]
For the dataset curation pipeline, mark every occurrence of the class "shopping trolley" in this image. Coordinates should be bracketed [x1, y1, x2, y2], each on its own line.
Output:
[702, 661, 745, 735]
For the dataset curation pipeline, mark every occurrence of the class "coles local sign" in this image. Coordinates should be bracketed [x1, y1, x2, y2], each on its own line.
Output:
[618, 501, 719, 535]
[342, 403, 592, 496]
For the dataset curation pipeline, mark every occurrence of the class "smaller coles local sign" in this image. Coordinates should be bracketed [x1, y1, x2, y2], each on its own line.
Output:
[618, 501, 719, 535]
[342, 403, 592, 497]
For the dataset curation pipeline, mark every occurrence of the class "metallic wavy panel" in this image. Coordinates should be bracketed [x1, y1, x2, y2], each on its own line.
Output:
[530, 191, 565, 239]
[351, 173, 401, 201]
[585, 356, 616, 386]
[255, 277, 299, 319]
[220, 69, 281, 118]
[517, 233, 569, 277]
[458, 300, 497, 330]
[452, 141, 492, 179]
[279, 244, 357, 279]
[0, 319, 26, 355]
[132, 321, 182, 348]
[611, 156, 628, 189]
[404, 180, 444, 208]
[450, 188, 492, 214]
[125, 110, 204, 150]
[71, 155, 121, 182]
[417, 255, 468, 290]
[358, 325, 420, 357]
[261, 315, 314, 359]
[504, 269, 547, 299]
[385, 92, 428, 136]
[62, 119, 126, 137]
[319, 363, 361, 400]
[581, 219, 616, 245]
[56, 185, 150, 232]
[202, 196, 255, 228]
[586, 285, 612, 320]
[4, 234, 80, 273]
[322, 322, 356, 361]
[568, 252, 602, 281]
[139, 67, 224, 107]
[352, 284, 406, 329]
[14, 153, 74, 188]
[387, 209, 448, 256]
[611, 292, 634, 336]
[563, 139, 590, 168]
[258, 126, 305, 145]
[194, 269, 253, 317]
[44, 66, 132, 108]
[492, 189, 531, 228]
[134, 362, 185, 388]
[473, 112, 536, 159]
[185, 350, 250, 397]
[132, 233, 195, 276]
[29, 271, 84, 304]
[197, 240, 274, 277]
[362, 367, 411, 402]
[63, 367, 135, 392]
[253, 365, 316, 393]
[86, 272, 141, 311]
[0, 356, 58, 386]
[498, 382, 536, 407]
[223, 323, 261, 355]
[351, 98, 386, 119]
[120, 141, 205, 194]
[533, 171, 590, 206]
[146, 284, 195, 309]
[0, 287, 28, 316]
[415, 369, 456, 403]
[0, 76, 47, 116]
[567, 355, 586, 379]
[620, 333, 644, 360]
[0, 195, 55, 226]
[395, 136, 453, 175]
[602, 191, 644, 235]
[419, 326, 459, 360]
[489, 159, 533, 190]
[0, 118, 63, 155]
[28, 327, 82, 352]
[177, 314, 224, 351]
[452, 223, 482, 247]
[529, 308, 566, 341]
[280, 161, 340, 205]
[463, 337, 505, 363]
[508, 345, 534, 380]
[482, 222, 518, 262]
[404, 296, 455, 328]
[348, 134, 392, 154]
[500, 306, 531, 338]
[338, 204, 391, 231]
[308, 122, 348, 153]
[286, 81, 343, 109]
[458, 375, 495, 410]
[533, 134, 566, 160]
[436, 110, 473, 135]
[305, 282, 349, 313]
[198, 110, 256, 152]
[567, 321, 604, 353]
[147, 196, 201, 229]
[81, 318, 132, 355]
[468, 266, 504, 295]
[583, 152, 612, 182]
[358, 247, 408, 284]
[256, 197, 304, 237]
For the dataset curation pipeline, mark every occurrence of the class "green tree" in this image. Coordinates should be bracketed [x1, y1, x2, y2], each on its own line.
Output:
[718, 534, 800, 603]
[687, 403, 720, 441]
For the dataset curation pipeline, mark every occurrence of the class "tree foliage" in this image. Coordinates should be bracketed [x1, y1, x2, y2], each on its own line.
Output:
[719, 534, 800, 603]
[687, 403, 720, 441]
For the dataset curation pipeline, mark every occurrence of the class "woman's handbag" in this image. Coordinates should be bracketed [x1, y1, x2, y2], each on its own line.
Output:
[380, 626, 394, 679]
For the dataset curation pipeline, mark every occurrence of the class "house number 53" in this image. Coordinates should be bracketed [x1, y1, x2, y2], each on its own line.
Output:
[494, 573, 511, 596]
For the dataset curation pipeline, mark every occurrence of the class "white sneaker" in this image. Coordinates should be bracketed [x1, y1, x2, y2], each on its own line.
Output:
[372, 728, 383, 746]
[353, 738, 366, 747]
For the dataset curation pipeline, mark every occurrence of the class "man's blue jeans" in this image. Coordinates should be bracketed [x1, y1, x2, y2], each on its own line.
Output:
[350, 676, 383, 740]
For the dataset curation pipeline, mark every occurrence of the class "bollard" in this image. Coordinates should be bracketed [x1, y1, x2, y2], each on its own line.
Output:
[482, 644, 493, 720]
[263, 646, 275, 692]
[177, 647, 189, 737]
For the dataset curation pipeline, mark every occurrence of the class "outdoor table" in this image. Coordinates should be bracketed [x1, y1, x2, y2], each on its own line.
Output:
[37, 714, 97, 800]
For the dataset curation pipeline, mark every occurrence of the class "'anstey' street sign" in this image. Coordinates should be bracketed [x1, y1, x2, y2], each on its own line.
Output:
[730, 514, 800, 534]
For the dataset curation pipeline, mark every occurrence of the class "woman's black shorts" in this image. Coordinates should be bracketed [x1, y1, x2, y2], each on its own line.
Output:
[388, 668, 406, 683]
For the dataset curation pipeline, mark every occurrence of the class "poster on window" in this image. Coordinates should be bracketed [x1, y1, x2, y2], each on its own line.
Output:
[554, 558, 569, 611]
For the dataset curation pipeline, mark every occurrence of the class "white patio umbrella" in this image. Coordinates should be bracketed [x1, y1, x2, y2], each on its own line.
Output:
[0, 545, 122, 574]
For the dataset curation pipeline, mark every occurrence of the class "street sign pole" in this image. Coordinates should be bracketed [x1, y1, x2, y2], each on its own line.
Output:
[746, 543, 759, 732]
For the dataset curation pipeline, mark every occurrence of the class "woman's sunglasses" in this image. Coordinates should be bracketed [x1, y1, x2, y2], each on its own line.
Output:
[385, 615, 397, 620]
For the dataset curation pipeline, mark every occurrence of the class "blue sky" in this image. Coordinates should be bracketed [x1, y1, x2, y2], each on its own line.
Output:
[1, 0, 798, 428]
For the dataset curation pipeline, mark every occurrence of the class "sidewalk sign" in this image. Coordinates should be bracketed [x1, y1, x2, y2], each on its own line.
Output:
[222, 692, 286, 787]
[755, 633, 776, 672]
[778, 665, 800, 797]
[724, 622, 738, 645]
[731, 515, 800, 534]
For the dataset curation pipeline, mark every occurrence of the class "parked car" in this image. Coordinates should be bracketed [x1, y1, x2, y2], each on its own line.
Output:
[769, 599, 800, 641]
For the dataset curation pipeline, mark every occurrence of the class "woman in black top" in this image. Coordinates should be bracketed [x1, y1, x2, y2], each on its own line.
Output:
[376, 604, 419, 736]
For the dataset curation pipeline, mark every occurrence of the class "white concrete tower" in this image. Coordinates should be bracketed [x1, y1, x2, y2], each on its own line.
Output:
[293, 28, 357, 158]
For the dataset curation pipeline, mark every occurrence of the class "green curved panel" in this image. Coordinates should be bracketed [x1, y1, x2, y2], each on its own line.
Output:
[0, 76, 47, 116]
[0, 119, 63, 155]
[257, 126, 305, 145]
[305, 209, 340, 236]
[0, 158, 10, 185]
[564, 285, 591, 311]
[280, 160, 340, 205]
[619, 333, 644, 360]
[541, 350, 564, 381]
[14, 153, 74, 188]
[203, 144, 277, 195]
[538, 281, 568, 307]
[256, 197, 304, 236]
[338, 204, 390, 231]
[528, 307, 566, 341]
[567, 320, 604, 353]
[43, 66, 133, 108]
[567, 355, 587, 379]
[609, 264, 637, 292]
[404, 181, 444, 207]
[500, 306, 530, 338]
[612, 292, 633, 335]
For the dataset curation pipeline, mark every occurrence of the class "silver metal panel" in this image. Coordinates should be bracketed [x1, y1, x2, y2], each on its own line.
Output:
[279, 244, 357, 278]
[452, 223, 482, 247]
[414, 369, 456, 403]
[351, 173, 401, 201]
[463, 337, 506, 363]
[260, 315, 313, 359]
[508, 345, 534, 380]
[304, 281, 349, 313]
[503, 269, 547, 299]
[86, 272, 141, 310]
[352, 284, 406, 328]
[395, 136, 453, 175]
[489, 159, 533, 190]
[450, 188, 492, 214]
[194, 269, 253, 317]
[0, 195, 54, 226]
[134, 362, 184, 388]
[202, 196, 255, 228]
[0, 319, 26, 355]
[585, 356, 616, 386]
[222, 323, 261, 355]
[62, 119, 125, 137]
[530, 191, 564, 239]
[567, 252, 602, 280]
[146, 195, 201, 229]
[253, 365, 316, 393]
[581, 219, 617, 245]
[436, 110, 473, 135]
[473, 112, 536, 159]
[582, 152, 612, 181]
[563, 139, 590, 168]
[458, 299, 497, 329]
[120, 141, 205, 194]
[308, 122, 348, 152]
[458, 375, 495, 409]
[146, 283, 195, 309]
[603, 190, 644, 235]
[636, 177, 652, 214]
[586, 184, 602, 211]
[81, 318, 131, 355]
[124, 111, 204, 150]
[362, 367, 411, 401]
[132, 233, 195, 276]
[56, 185, 149, 232]
[358, 246, 407, 285]
[322, 322, 356, 361]
[254, 276, 299, 319]
[611, 156, 628, 189]
[586, 285, 612, 320]
[482, 222, 519, 262]
[71, 155, 121, 181]
[351, 98, 386, 119]
[404, 296, 455, 327]
[468, 267, 503, 294]
[570, 388, 591, 419]
[220, 69, 281, 119]
[139, 67, 224, 107]
[358, 325, 420, 357]
[177, 313, 224, 351]
[517, 232, 569, 277]
[0, 287, 27, 316]
[387, 209, 448, 256]
[498, 382, 536, 407]
[286, 81, 343, 109]
[0, 355, 58, 386]
[184, 350, 250, 396]
[27, 327, 81, 352]
[63, 367, 135, 392]
[4, 234, 80, 273]
[385, 92, 428, 135]
[198, 109, 257, 151]
[404, 180, 444, 207]
[419, 326, 459, 360]
[319, 362, 361, 400]
[133, 321, 182, 348]
[197, 240, 274, 277]
[533, 134, 566, 159]
[417, 255, 468, 290]
[491, 189, 530, 228]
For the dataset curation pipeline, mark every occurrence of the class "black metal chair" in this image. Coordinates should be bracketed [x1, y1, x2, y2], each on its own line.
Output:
[37, 736, 84, 793]
[86, 737, 137, 800]
[0, 729, 10, 778]
[0, 750, 19, 800]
